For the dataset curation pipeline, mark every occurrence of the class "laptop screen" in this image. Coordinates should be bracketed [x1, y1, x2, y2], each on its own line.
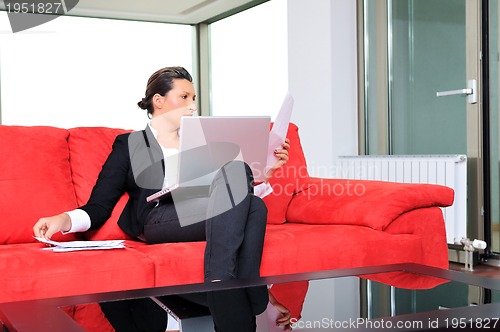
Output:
[178, 116, 271, 183]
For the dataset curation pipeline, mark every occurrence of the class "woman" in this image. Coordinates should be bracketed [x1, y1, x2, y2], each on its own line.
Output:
[33, 67, 292, 331]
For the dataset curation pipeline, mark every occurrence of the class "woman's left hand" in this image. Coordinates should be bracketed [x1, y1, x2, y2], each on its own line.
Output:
[265, 138, 290, 182]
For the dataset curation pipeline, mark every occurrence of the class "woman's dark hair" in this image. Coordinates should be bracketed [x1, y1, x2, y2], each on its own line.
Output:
[137, 66, 193, 118]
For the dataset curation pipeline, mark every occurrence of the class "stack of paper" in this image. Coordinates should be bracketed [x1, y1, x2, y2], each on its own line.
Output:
[266, 92, 294, 171]
[34, 237, 125, 252]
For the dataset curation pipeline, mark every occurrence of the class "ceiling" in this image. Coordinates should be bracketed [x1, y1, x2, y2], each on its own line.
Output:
[61, 0, 268, 25]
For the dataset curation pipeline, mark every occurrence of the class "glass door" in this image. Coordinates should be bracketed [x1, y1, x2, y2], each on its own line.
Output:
[362, 0, 486, 251]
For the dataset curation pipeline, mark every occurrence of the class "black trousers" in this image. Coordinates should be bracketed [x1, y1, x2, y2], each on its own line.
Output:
[100, 161, 268, 332]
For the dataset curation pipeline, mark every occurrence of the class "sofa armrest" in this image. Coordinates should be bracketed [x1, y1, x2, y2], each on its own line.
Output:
[286, 177, 454, 230]
[385, 207, 449, 268]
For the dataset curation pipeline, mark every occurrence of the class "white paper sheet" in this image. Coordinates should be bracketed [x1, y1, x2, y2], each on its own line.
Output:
[34, 237, 125, 252]
[42, 245, 125, 252]
[266, 92, 294, 171]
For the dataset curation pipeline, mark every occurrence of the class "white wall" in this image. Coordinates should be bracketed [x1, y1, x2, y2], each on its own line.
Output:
[287, 0, 360, 324]
[288, 0, 358, 178]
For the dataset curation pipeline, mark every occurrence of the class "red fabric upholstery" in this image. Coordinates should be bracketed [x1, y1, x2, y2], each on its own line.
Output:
[286, 177, 454, 230]
[0, 241, 153, 303]
[269, 282, 309, 321]
[68, 127, 134, 241]
[134, 221, 445, 290]
[61, 303, 115, 332]
[385, 206, 449, 269]
[134, 241, 206, 286]
[0, 125, 80, 244]
[262, 223, 447, 289]
[263, 123, 310, 224]
[358, 207, 450, 289]
[261, 224, 420, 274]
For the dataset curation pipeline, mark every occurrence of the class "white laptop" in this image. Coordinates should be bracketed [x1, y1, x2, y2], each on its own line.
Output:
[146, 116, 271, 202]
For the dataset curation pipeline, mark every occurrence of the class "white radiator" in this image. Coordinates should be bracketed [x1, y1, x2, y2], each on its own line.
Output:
[332, 155, 467, 244]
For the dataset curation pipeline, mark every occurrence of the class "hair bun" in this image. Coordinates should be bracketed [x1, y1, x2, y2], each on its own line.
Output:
[137, 98, 147, 110]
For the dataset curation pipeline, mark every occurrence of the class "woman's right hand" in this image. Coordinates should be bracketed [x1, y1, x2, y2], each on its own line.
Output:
[268, 290, 293, 330]
[33, 213, 72, 240]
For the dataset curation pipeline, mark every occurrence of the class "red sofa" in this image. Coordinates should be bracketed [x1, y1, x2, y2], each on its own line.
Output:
[0, 123, 454, 330]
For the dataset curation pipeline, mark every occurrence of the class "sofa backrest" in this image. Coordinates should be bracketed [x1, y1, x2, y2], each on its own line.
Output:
[0, 125, 81, 244]
[262, 123, 310, 224]
[0, 123, 310, 244]
[67, 127, 134, 241]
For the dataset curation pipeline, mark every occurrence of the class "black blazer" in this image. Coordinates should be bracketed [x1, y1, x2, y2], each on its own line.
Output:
[80, 126, 164, 237]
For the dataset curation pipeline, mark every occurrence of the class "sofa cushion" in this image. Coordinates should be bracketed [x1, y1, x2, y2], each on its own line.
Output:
[135, 241, 206, 286]
[263, 123, 310, 224]
[261, 223, 443, 289]
[135, 223, 441, 297]
[286, 177, 454, 230]
[68, 127, 134, 241]
[0, 125, 80, 244]
[0, 241, 154, 303]
[260, 224, 422, 275]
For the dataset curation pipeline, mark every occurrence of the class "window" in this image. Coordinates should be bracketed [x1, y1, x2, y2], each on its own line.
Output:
[210, 0, 288, 119]
[0, 14, 193, 130]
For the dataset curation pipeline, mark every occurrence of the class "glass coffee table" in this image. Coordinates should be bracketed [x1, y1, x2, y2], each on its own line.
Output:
[1, 263, 499, 331]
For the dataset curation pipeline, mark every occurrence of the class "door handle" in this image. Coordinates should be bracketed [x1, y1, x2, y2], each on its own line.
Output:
[436, 79, 477, 104]
[436, 88, 472, 97]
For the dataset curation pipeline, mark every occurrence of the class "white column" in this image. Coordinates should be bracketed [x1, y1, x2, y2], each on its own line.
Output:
[288, 0, 358, 178]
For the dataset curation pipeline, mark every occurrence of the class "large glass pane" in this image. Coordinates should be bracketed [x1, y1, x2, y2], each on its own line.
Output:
[0, 15, 193, 130]
[210, 0, 288, 119]
[364, 0, 389, 155]
[390, 0, 467, 155]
